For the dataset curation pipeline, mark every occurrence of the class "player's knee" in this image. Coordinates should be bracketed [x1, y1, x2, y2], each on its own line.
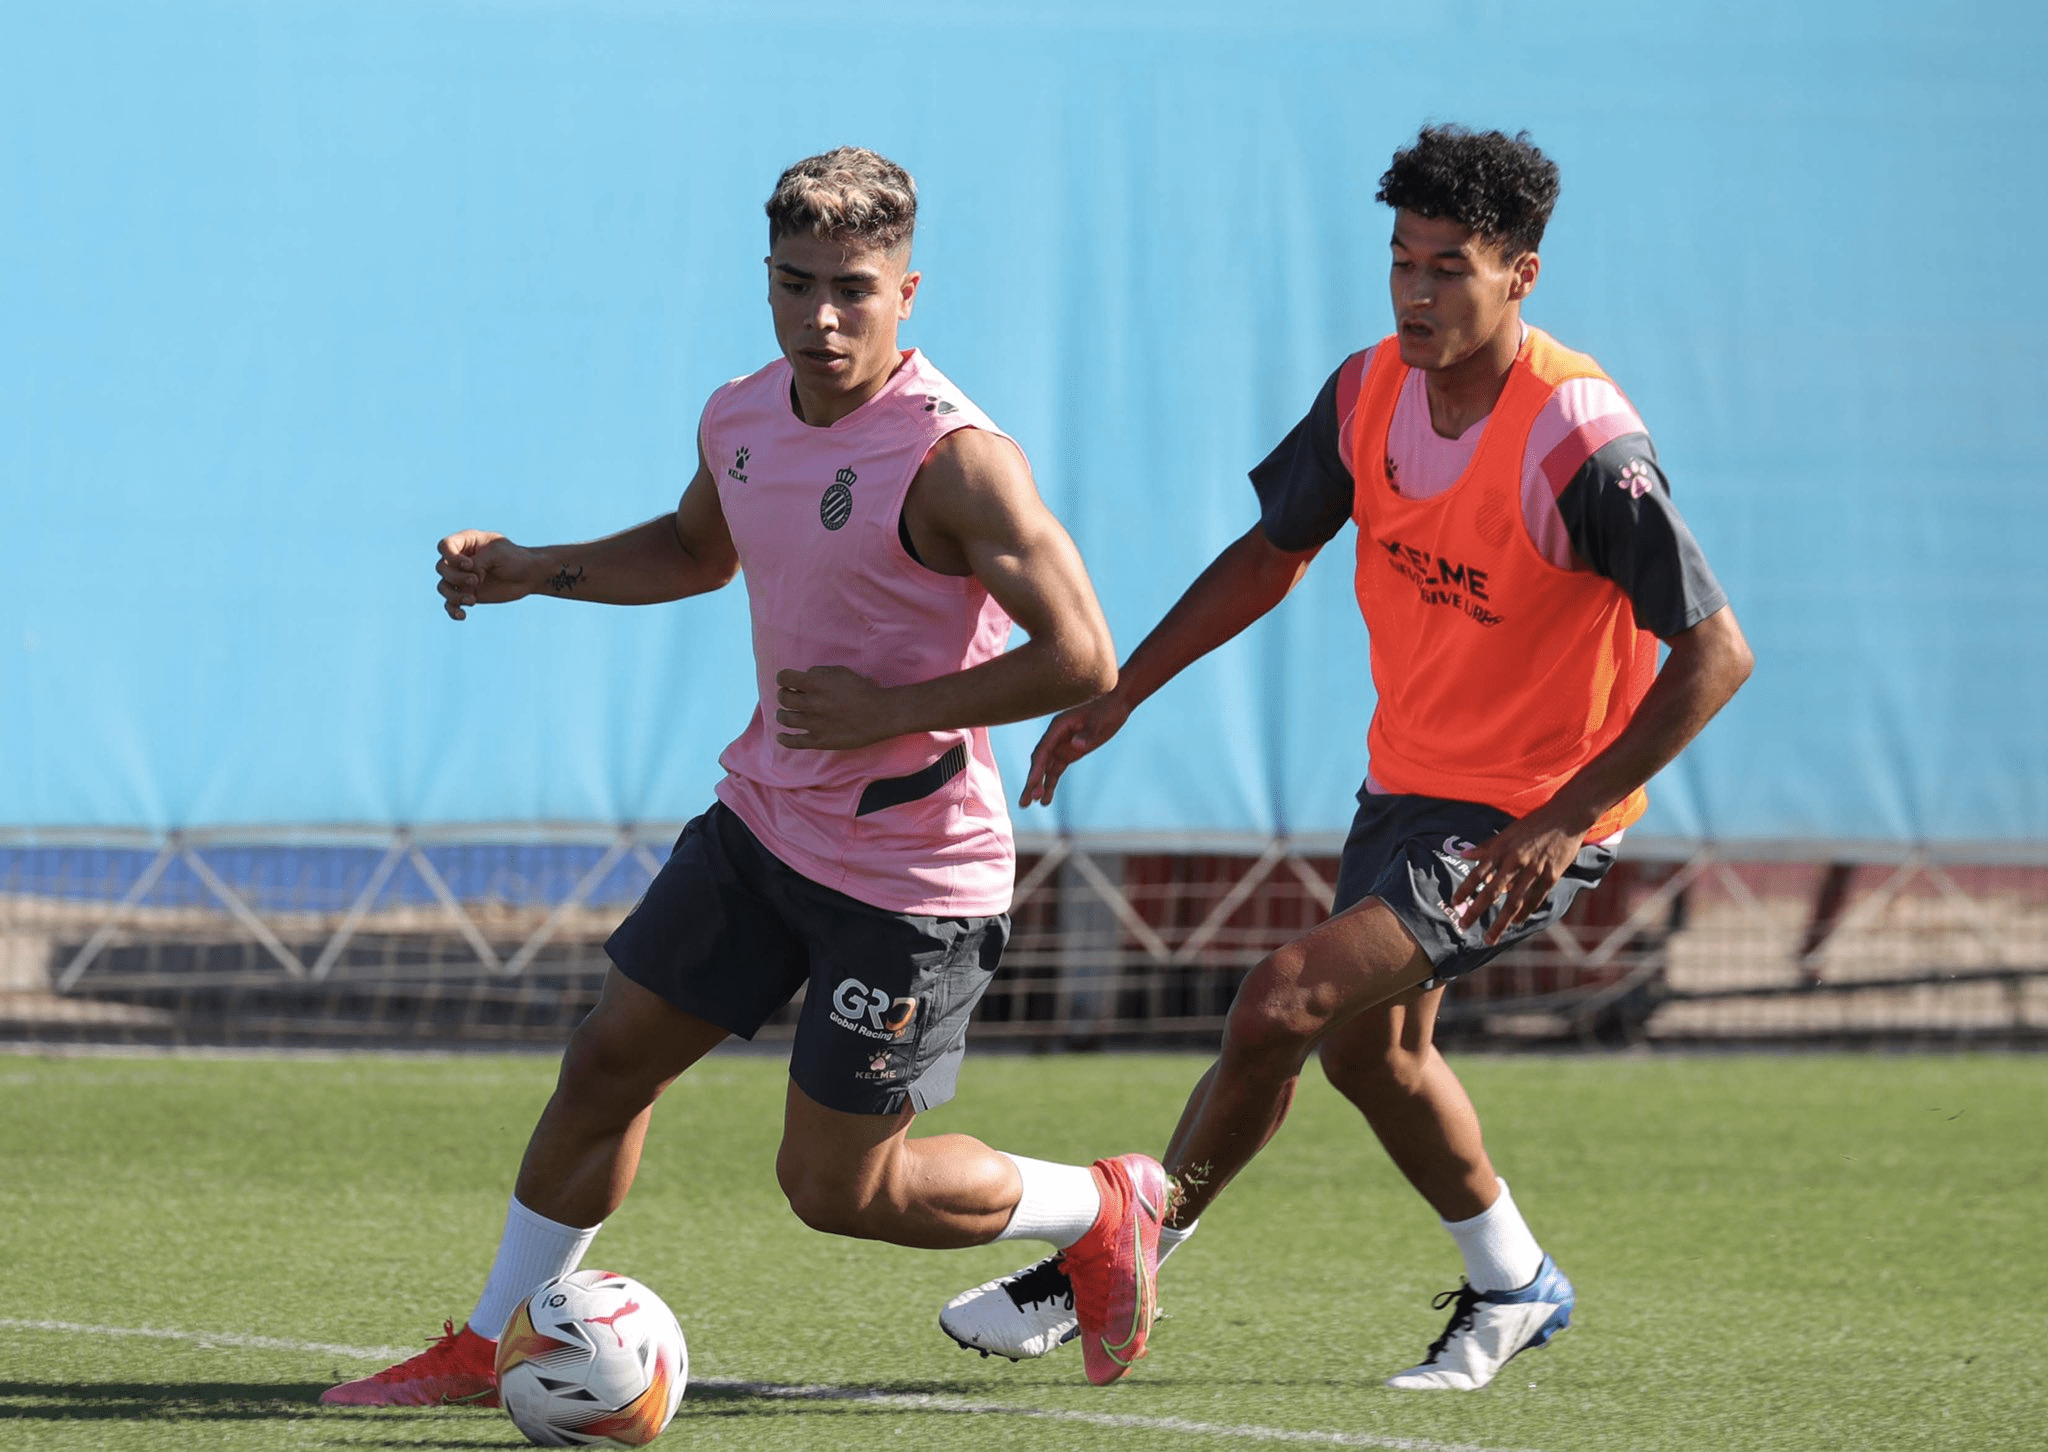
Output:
[773, 1150, 830, 1230]
[1221, 951, 1328, 1068]
[555, 1017, 659, 1111]
[1320, 1032, 1430, 1101]
[774, 1154, 872, 1238]
[1221, 1006, 1313, 1070]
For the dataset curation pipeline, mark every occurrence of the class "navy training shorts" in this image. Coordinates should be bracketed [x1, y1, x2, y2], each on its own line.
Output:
[1331, 789, 1615, 989]
[605, 801, 1008, 1116]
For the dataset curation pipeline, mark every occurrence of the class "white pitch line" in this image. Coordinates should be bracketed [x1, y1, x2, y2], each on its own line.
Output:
[0, 1318, 418, 1361]
[0, 1318, 1540, 1452]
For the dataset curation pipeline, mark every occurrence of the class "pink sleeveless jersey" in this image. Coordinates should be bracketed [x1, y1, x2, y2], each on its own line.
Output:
[703, 350, 1017, 916]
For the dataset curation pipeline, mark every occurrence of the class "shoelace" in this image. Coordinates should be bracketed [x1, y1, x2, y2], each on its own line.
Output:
[1421, 1282, 1484, 1363]
[370, 1319, 464, 1380]
[1003, 1257, 1076, 1312]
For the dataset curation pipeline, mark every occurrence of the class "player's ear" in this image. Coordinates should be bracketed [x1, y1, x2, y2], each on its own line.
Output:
[898, 268, 921, 320]
[1508, 250, 1540, 301]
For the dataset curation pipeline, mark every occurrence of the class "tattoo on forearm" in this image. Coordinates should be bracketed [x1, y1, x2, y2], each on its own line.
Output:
[547, 565, 587, 595]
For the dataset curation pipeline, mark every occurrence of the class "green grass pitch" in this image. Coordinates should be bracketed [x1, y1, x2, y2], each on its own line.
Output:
[0, 1047, 2041, 1450]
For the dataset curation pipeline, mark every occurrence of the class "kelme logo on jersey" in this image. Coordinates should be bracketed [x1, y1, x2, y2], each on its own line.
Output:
[830, 977, 919, 1041]
[920, 396, 958, 415]
[727, 446, 750, 484]
[1379, 537, 1505, 627]
[820, 467, 856, 530]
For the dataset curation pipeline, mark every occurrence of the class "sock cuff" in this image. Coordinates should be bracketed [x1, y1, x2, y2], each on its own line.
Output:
[469, 1196, 604, 1340]
[1439, 1177, 1542, 1294]
[1440, 1177, 1512, 1233]
[506, 1195, 598, 1237]
[994, 1152, 1102, 1249]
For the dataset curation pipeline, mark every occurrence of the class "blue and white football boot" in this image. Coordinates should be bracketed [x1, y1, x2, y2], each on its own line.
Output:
[1385, 1254, 1574, 1390]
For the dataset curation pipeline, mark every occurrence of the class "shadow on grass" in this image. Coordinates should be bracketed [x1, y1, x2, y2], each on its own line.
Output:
[687, 1377, 1005, 1403]
[689, 1372, 1379, 1399]
[0, 1379, 508, 1431]
[679, 1373, 1377, 1417]
[0, 1379, 332, 1420]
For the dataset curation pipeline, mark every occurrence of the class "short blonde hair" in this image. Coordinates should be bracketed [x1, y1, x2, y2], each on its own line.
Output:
[765, 147, 917, 254]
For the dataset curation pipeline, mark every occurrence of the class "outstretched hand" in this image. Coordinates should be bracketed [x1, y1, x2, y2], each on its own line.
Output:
[1019, 694, 1132, 807]
[1446, 805, 1591, 945]
[436, 531, 545, 620]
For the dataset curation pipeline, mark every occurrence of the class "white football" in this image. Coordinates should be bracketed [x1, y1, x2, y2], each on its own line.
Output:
[495, 1269, 688, 1447]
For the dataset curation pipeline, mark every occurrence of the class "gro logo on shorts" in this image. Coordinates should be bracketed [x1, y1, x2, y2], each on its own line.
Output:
[830, 978, 920, 1041]
[1434, 836, 1479, 880]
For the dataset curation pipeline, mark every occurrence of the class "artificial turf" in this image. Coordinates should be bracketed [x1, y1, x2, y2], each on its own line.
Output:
[0, 1047, 2040, 1450]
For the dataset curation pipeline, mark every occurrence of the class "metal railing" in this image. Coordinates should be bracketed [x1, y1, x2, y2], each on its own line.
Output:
[3, 830, 2044, 1048]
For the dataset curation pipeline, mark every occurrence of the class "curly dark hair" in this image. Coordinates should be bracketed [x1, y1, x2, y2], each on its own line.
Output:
[1375, 126, 1560, 257]
[766, 147, 917, 254]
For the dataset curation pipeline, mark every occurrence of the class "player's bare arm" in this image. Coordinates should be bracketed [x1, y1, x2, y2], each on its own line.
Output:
[1451, 603, 1755, 940]
[772, 427, 1116, 752]
[1019, 523, 1319, 806]
[436, 447, 736, 620]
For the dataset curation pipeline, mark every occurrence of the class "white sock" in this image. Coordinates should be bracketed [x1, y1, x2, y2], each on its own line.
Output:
[990, 1153, 1103, 1249]
[467, 1197, 602, 1340]
[1158, 1218, 1197, 1265]
[1441, 1178, 1544, 1293]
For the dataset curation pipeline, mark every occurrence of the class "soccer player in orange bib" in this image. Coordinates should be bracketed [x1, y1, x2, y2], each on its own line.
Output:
[940, 125, 1753, 1391]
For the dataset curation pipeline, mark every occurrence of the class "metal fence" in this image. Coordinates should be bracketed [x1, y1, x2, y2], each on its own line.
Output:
[4, 831, 2044, 1049]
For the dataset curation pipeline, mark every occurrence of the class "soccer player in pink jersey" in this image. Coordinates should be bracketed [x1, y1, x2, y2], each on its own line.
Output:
[322, 148, 1167, 1407]
[940, 126, 1753, 1391]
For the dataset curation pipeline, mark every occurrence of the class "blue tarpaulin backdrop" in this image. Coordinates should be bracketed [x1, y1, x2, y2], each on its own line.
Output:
[5, 1, 2044, 843]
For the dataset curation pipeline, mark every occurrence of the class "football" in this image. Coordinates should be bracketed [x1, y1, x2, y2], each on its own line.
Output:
[494, 1270, 688, 1447]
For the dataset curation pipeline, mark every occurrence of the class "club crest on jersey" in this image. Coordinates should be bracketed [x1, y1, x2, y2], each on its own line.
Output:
[821, 467, 856, 530]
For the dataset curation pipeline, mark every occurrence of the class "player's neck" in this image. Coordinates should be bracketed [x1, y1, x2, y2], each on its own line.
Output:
[789, 350, 907, 428]
[1422, 312, 1525, 440]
